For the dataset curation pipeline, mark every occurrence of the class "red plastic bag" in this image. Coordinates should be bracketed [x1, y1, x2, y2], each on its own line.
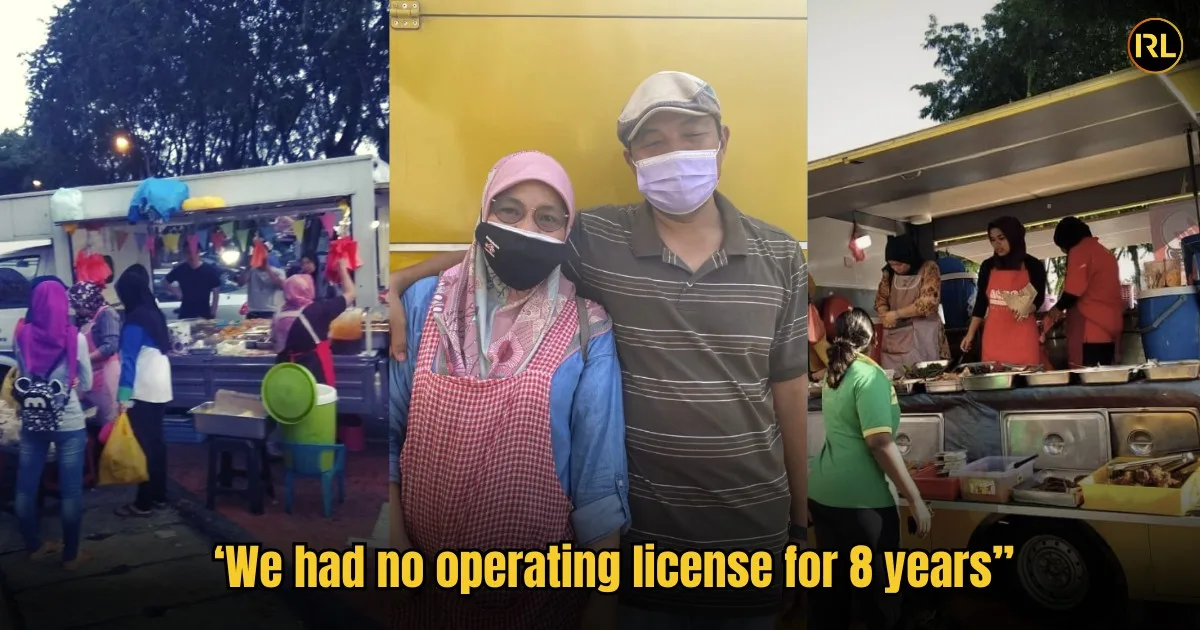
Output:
[325, 238, 362, 282]
[75, 251, 111, 285]
[250, 237, 268, 268]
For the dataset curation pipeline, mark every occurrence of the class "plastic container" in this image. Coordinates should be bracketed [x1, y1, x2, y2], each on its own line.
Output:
[262, 363, 338, 471]
[1138, 286, 1200, 362]
[912, 465, 961, 500]
[950, 455, 1036, 503]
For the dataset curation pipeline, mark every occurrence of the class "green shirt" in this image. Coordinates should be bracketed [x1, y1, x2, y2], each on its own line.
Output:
[809, 355, 901, 509]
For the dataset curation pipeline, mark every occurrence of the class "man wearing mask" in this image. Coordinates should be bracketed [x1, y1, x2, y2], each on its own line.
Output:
[166, 243, 222, 319]
[388, 71, 809, 628]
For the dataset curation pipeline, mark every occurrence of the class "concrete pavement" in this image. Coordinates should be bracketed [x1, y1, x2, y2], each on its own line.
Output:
[0, 485, 307, 630]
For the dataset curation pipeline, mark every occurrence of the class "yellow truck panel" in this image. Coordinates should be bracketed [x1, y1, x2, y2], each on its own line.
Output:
[388, 1, 807, 268]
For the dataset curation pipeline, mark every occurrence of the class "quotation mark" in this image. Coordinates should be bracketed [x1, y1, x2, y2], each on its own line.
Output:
[992, 545, 1014, 559]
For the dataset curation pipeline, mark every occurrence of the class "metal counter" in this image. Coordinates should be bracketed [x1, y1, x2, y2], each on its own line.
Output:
[169, 353, 387, 420]
[808, 380, 1200, 461]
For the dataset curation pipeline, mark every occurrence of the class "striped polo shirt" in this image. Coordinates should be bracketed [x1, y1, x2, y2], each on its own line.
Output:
[565, 192, 808, 616]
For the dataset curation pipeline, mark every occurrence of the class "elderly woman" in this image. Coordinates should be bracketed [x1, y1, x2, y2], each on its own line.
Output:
[388, 152, 628, 629]
[68, 282, 121, 429]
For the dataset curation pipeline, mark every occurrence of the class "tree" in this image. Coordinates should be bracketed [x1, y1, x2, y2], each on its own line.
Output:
[913, 0, 1200, 121]
[19, 0, 388, 190]
[0, 130, 43, 194]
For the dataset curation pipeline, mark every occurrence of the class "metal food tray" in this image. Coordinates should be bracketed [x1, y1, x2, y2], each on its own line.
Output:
[190, 403, 271, 440]
[1025, 370, 1073, 387]
[1144, 361, 1200, 382]
[961, 372, 1020, 391]
[1074, 366, 1137, 385]
[894, 379, 922, 396]
[924, 379, 964, 394]
[1011, 470, 1086, 508]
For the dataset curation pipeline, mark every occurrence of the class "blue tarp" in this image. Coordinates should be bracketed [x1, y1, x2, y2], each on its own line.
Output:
[127, 178, 190, 223]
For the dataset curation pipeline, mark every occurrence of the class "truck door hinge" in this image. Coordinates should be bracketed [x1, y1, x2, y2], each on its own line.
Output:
[389, 1, 421, 30]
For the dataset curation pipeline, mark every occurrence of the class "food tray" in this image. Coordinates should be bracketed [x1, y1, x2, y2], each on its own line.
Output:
[190, 402, 272, 440]
[894, 379, 921, 395]
[1025, 370, 1073, 387]
[950, 455, 1036, 503]
[961, 372, 1019, 391]
[1011, 470, 1085, 508]
[1080, 456, 1200, 516]
[1144, 361, 1200, 382]
[912, 465, 960, 500]
[924, 379, 964, 394]
[1074, 366, 1136, 385]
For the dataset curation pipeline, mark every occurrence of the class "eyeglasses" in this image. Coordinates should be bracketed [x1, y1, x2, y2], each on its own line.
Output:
[489, 199, 569, 233]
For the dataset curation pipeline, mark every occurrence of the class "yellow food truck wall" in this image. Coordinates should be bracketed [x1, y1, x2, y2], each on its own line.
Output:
[388, 0, 807, 270]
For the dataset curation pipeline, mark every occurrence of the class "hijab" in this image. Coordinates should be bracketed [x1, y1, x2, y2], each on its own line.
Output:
[435, 151, 578, 379]
[16, 280, 78, 383]
[988, 216, 1028, 270]
[69, 282, 107, 326]
[883, 235, 924, 276]
[23, 276, 67, 324]
[115, 264, 172, 353]
[272, 274, 317, 353]
[1053, 216, 1092, 252]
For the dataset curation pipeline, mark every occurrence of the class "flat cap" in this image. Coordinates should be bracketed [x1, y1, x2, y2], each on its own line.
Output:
[616, 71, 721, 145]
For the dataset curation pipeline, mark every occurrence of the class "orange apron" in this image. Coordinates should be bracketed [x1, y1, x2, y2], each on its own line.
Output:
[981, 267, 1041, 366]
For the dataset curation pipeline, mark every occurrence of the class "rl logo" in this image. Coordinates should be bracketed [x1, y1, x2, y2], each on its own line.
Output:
[1128, 18, 1184, 74]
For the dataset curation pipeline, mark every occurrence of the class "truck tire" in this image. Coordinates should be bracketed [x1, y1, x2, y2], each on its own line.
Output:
[1005, 519, 1125, 621]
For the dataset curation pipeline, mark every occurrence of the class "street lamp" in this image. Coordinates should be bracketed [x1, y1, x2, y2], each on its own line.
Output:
[31, 180, 43, 189]
[111, 132, 151, 177]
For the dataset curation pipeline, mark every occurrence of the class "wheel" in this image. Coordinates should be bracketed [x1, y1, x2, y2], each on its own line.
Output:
[1007, 520, 1124, 620]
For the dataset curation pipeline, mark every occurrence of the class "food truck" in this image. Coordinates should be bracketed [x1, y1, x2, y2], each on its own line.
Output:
[0, 156, 390, 419]
[807, 61, 1200, 619]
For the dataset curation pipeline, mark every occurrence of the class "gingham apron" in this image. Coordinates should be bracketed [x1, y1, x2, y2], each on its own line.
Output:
[394, 297, 586, 630]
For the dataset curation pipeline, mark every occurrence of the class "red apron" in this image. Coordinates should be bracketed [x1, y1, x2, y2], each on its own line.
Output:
[394, 299, 586, 630]
[1064, 309, 1122, 368]
[981, 267, 1041, 366]
[281, 310, 337, 387]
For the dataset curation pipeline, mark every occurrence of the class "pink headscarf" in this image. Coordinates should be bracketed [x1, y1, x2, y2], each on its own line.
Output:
[435, 151, 577, 378]
[272, 274, 316, 352]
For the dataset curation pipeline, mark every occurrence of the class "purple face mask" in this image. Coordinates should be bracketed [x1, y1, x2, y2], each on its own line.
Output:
[634, 148, 720, 215]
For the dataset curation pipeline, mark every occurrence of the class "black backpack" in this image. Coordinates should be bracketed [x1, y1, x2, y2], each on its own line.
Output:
[13, 350, 71, 432]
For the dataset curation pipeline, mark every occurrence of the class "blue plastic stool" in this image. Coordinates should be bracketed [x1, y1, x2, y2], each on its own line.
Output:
[281, 442, 346, 518]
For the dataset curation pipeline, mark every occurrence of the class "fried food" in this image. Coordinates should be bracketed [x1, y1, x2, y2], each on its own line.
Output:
[1033, 476, 1083, 493]
[1109, 464, 1192, 488]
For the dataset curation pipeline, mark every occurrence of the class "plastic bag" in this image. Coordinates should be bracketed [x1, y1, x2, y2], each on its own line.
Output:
[330, 308, 364, 341]
[98, 413, 149, 485]
[325, 238, 362, 282]
[181, 196, 226, 212]
[127, 178, 190, 223]
[74, 250, 111, 285]
[1, 367, 17, 409]
[250, 238, 268, 268]
[50, 188, 85, 223]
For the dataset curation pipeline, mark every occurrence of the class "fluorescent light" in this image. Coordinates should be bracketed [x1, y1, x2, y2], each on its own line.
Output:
[220, 249, 241, 265]
[854, 234, 872, 249]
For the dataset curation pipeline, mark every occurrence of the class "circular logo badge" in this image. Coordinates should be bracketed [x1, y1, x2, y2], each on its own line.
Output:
[1127, 18, 1184, 74]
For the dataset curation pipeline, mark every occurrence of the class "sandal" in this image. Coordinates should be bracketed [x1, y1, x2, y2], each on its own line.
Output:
[114, 504, 152, 518]
[30, 541, 62, 561]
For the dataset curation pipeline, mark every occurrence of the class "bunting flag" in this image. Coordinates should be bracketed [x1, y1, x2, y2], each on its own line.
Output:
[146, 230, 157, 258]
[319, 212, 337, 235]
[134, 232, 147, 251]
[163, 233, 181, 254]
[293, 218, 306, 239]
[195, 228, 210, 250]
[115, 229, 130, 251]
[63, 223, 77, 235]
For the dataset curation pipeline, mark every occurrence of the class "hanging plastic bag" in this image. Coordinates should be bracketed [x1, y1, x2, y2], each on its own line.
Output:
[50, 188, 85, 223]
[325, 238, 362, 283]
[126, 178, 190, 223]
[330, 308, 365, 341]
[250, 237, 268, 268]
[98, 413, 149, 485]
[1, 367, 18, 409]
[74, 250, 111, 285]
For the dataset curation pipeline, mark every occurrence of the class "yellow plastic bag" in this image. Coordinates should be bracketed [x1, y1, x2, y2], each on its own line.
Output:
[1, 368, 17, 409]
[98, 413, 149, 486]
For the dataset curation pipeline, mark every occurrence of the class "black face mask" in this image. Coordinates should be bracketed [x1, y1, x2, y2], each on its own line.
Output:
[474, 222, 567, 291]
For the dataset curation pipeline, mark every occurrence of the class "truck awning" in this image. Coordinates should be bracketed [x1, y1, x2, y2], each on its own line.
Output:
[809, 61, 1200, 229]
[58, 195, 348, 227]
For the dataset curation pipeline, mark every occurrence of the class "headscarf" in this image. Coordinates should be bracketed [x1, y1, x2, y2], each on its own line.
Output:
[988, 216, 1027, 270]
[23, 276, 67, 324]
[69, 282, 107, 326]
[435, 151, 577, 379]
[115, 264, 171, 353]
[16, 280, 78, 383]
[1053, 216, 1092, 252]
[883, 235, 923, 276]
[272, 274, 317, 352]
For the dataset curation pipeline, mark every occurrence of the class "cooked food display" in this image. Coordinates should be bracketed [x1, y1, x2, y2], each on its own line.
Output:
[904, 363, 947, 380]
[1033, 475, 1086, 493]
[1109, 464, 1192, 488]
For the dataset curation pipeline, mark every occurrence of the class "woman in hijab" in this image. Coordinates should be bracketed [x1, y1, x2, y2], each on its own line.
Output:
[961, 217, 1047, 366]
[389, 152, 628, 629]
[875, 235, 950, 370]
[272, 260, 355, 385]
[13, 280, 92, 569]
[69, 282, 122, 433]
[113, 265, 174, 518]
[1044, 217, 1123, 367]
[15, 276, 69, 336]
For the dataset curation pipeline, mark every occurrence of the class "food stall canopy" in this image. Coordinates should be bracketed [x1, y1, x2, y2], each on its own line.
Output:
[809, 61, 1200, 241]
[56, 196, 349, 228]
